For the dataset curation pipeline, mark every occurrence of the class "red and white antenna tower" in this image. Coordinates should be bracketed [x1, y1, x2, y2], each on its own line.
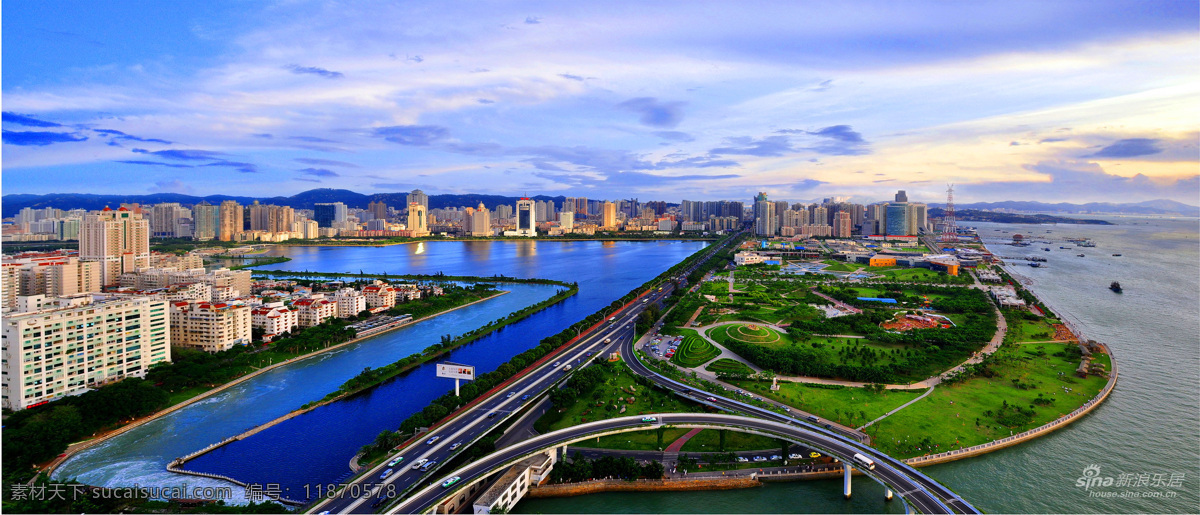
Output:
[940, 184, 958, 243]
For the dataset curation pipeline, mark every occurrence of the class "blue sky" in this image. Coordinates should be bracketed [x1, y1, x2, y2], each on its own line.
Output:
[3, 0, 1197, 204]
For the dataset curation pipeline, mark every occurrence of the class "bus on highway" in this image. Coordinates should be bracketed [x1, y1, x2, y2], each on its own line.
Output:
[852, 453, 876, 470]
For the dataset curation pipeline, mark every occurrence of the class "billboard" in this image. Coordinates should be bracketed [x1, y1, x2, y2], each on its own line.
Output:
[436, 362, 475, 380]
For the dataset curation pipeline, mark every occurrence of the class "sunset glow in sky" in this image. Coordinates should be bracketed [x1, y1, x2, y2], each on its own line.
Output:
[3, 1, 1198, 204]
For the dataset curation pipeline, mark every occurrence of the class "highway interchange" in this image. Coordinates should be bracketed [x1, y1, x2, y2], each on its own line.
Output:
[310, 233, 978, 514]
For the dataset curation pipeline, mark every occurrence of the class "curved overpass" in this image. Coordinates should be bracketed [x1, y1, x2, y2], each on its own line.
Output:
[389, 413, 959, 514]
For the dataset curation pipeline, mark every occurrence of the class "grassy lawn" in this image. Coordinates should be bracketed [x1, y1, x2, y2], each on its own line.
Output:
[580, 428, 692, 451]
[708, 323, 791, 349]
[1006, 315, 1060, 342]
[679, 429, 783, 453]
[705, 358, 754, 376]
[866, 342, 1108, 459]
[671, 335, 722, 368]
[539, 361, 705, 434]
[727, 379, 928, 428]
[851, 286, 888, 298]
[820, 261, 859, 272]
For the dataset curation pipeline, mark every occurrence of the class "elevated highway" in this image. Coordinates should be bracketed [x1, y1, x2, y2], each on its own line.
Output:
[391, 413, 956, 514]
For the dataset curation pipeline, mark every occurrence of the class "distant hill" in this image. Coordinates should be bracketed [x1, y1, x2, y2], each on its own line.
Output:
[1, 188, 625, 217]
[929, 200, 1199, 217]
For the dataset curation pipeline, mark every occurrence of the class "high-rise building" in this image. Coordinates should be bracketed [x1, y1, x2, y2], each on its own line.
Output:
[406, 189, 429, 211]
[754, 194, 776, 236]
[773, 200, 789, 231]
[368, 200, 389, 221]
[494, 204, 514, 220]
[601, 201, 617, 228]
[193, 202, 219, 240]
[408, 202, 429, 236]
[313, 202, 348, 228]
[909, 203, 928, 234]
[812, 206, 829, 227]
[2, 295, 170, 410]
[150, 203, 187, 238]
[576, 197, 589, 216]
[559, 212, 575, 232]
[506, 198, 536, 237]
[218, 200, 243, 241]
[895, 190, 908, 203]
[80, 207, 150, 287]
[886, 202, 909, 236]
[469, 203, 491, 236]
[834, 211, 853, 238]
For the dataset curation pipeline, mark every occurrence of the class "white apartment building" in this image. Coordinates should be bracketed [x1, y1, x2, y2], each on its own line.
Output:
[293, 298, 338, 327]
[332, 288, 367, 318]
[119, 267, 252, 299]
[1, 253, 104, 310]
[2, 294, 171, 411]
[169, 301, 252, 353]
[363, 284, 398, 309]
[251, 305, 298, 339]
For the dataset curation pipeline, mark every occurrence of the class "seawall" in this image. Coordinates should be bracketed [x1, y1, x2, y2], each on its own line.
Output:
[526, 477, 761, 498]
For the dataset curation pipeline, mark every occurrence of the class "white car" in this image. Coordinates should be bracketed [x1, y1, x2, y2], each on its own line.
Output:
[753, 456, 767, 462]
[411, 458, 428, 469]
[788, 453, 803, 460]
[736, 456, 749, 463]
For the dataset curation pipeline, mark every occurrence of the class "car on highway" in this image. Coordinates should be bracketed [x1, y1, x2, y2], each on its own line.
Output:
[770, 455, 782, 461]
[706, 396, 717, 402]
[421, 460, 437, 471]
[426, 436, 440, 445]
[852, 453, 877, 470]
[641, 416, 657, 422]
[806, 416, 819, 423]
[507, 392, 516, 398]
[521, 394, 530, 401]
[736, 456, 749, 463]
[553, 361, 560, 368]
[387, 456, 404, 467]
[411, 458, 428, 469]
[809, 452, 822, 458]
[380, 468, 394, 480]
[487, 412, 498, 418]
[752, 456, 766, 462]
[441, 476, 462, 488]
[603, 338, 611, 343]
[788, 453, 803, 459]
[449, 442, 462, 450]
[586, 352, 593, 357]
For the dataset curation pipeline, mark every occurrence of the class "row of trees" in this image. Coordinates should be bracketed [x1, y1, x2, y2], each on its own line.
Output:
[550, 453, 664, 483]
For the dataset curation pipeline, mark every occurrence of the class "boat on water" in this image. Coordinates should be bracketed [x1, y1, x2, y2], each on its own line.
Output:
[1029, 262, 1043, 268]
[1112, 253, 1122, 257]
[1060, 246, 1071, 249]
[1110, 281, 1122, 293]
[1077, 253, 1086, 257]
[1044, 248, 1051, 251]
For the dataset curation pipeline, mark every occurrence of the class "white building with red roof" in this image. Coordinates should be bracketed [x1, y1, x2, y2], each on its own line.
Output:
[169, 300, 252, 353]
[251, 305, 298, 340]
[293, 297, 338, 327]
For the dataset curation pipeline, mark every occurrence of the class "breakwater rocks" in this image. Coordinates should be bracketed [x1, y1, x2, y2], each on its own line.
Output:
[527, 477, 761, 498]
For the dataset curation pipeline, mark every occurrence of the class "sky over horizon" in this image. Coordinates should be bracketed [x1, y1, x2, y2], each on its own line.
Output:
[3, 0, 1198, 206]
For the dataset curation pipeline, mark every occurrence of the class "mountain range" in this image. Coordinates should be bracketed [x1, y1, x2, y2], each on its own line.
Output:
[2, 188, 1197, 218]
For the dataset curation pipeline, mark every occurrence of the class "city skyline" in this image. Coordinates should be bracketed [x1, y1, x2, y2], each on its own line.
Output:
[3, 2, 1198, 204]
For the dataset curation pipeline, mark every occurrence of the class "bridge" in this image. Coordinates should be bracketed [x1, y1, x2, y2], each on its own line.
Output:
[391, 413, 970, 514]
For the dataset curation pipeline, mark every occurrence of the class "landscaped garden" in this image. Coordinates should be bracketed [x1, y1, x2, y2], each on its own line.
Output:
[535, 361, 702, 434]
[867, 342, 1109, 458]
[705, 358, 755, 376]
[670, 334, 722, 367]
[725, 379, 927, 427]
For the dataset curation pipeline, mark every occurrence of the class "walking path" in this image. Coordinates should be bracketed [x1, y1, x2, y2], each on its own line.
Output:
[857, 386, 936, 430]
[664, 428, 704, 453]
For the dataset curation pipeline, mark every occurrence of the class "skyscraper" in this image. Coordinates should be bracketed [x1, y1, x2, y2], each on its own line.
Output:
[754, 194, 776, 236]
[313, 202, 348, 228]
[895, 190, 908, 203]
[469, 203, 491, 236]
[886, 202, 909, 236]
[408, 202, 429, 236]
[559, 212, 574, 232]
[834, 211, 853, 238]
[80, 207, 150, 287]
[150, 203, 186, 238]
[602, 201, 617, 228]
[407, 189, 429, 211]
[515, 198, 536, 236]
[218, 200, 243, 241]
[192, 201, 219, 240]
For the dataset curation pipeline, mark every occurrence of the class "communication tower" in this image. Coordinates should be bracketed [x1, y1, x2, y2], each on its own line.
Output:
[940, 184, 958, 243]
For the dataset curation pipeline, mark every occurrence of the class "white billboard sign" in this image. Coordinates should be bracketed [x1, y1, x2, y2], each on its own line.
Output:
[437, 362, 475, 380]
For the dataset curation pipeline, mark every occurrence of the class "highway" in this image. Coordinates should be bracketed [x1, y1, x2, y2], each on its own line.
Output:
[308, 233, 739, 514]
[391, 413, 954, 514]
